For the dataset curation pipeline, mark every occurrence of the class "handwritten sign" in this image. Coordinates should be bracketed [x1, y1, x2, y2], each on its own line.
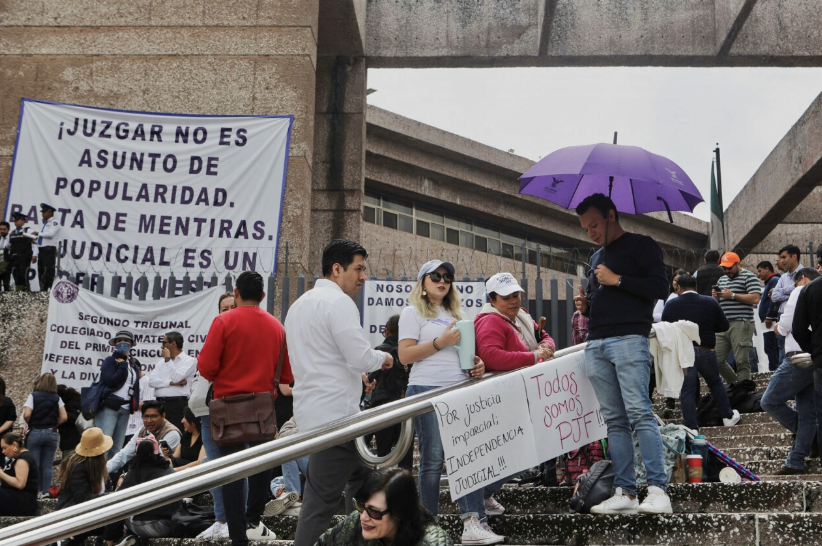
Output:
[431, 374, 538, 500]
[520, 351, 607, 461]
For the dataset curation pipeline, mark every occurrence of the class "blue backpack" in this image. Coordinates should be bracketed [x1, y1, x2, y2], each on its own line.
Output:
[80, 381, 108, 420]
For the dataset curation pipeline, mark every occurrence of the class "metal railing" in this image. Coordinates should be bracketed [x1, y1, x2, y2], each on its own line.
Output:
[0, 342, 589, 546]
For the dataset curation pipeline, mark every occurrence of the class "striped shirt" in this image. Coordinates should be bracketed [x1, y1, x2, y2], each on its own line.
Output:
[717, 269, 761, 322]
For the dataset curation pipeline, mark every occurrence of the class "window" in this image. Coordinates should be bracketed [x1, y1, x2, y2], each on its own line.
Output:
[362, 189, 590, 273]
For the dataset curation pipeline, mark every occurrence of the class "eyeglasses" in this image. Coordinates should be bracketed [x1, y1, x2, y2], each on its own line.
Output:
[142, 413, 161, 420]
[427, 271, 454, 284]
[159, 340, 168, 346]
[353, 498, 390, 520]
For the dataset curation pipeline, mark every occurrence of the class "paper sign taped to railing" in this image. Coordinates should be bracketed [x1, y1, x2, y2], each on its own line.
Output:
[520, 351, 607, 461]
[432, 374, 538, 500]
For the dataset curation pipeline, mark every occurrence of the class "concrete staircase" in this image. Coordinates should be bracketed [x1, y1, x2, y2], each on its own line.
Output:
[4, 371, 822, 545]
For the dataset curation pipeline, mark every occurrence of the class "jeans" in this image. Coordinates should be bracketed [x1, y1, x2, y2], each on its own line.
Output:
[200, 415, 246, 523]
[777, 334, 786, 363]
[26, 429, 59, 494]
[406, 384, 484, 519]
[584, 336, 668, 495]
[283, 456, 308, 496]
[761, 359, 817, 469]
[93, 406, 130, 460]
[219, 440, 274, 545]
[717, 321, 756, 383]
[679, 348, 734, 431]
[763, 331, 780, 371]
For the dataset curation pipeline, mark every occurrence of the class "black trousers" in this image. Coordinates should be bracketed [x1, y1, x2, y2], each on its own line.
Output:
[38, 246, 57, 290]
[10, 253, 31, 291]
[0, 261, 10, 292]
[156, 396, 187, 433]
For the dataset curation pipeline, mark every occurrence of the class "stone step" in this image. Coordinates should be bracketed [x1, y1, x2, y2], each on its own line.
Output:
[747, 459, 821, 475]
[708, 432, 794, 450]
[701, 421, 786, 438]
[668, 411, 777, 427]
[723, 445, 790, 463]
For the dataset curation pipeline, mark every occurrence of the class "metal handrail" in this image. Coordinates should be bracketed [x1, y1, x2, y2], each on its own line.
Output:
[0, 342, 587, 546]
[356, 418, 415, 468]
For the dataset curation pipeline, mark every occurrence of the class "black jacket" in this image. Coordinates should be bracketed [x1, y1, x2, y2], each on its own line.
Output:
[57, 459, 103, 510]
[793, 278, 822, 368]
[695, 263, 724, 296]
[367, 336, 409, 406]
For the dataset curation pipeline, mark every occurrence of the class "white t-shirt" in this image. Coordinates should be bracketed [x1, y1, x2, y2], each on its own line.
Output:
[24, 394, 65, 409]
[111, 363, 138, 401]
[399, 305, 466, 387]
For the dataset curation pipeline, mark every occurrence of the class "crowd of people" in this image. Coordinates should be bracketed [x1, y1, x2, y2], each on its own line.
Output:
[1, 192, 822, 545]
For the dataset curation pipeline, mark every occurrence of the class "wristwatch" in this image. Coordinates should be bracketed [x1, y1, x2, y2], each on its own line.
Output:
[617, 276, 623, 288]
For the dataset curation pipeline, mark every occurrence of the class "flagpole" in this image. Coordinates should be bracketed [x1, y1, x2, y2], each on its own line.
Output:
[713, 144, 724, 212]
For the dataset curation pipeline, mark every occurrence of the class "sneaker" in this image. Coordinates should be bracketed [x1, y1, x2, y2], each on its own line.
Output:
[246, 522, 277, 541]
[196, 521, 229, 540]
[589, 487, 639, 514]
[637, 485, 673, 514]
[723, 409, 741, 427]
[283, 501, 302, 516]
[114, 535, 138, 546]
[461, 520, 504, 545]
[479, 521, 505, 539]
[484, 496, 505, 516]
[264, 490, 300, 516]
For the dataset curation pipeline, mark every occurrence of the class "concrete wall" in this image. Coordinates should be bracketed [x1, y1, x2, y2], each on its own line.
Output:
[365, 0, 822, 68]
[0, 0, 321, 283]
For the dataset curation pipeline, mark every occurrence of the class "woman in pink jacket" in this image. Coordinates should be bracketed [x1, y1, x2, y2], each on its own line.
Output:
[475, 272, 556, 372]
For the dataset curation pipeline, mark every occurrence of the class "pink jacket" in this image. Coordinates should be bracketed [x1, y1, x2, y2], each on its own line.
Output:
[474, 311, 556, 372]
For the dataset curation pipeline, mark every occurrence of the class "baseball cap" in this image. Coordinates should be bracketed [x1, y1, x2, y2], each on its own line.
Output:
[719, 252, 740, 268]
[485, 272, 524, 297]
[417, 260, 456, 281]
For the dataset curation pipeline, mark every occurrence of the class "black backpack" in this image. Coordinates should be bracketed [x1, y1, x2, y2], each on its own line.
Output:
[736, 391, 764, 414]
[569, 460, 614, 514]
[696, 394, 722, 428]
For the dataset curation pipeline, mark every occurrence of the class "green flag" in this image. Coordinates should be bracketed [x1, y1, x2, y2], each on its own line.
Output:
[709, 159, 725, 251]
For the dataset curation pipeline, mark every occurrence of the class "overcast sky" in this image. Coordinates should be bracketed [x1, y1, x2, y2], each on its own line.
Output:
[367, 67, 822, 221]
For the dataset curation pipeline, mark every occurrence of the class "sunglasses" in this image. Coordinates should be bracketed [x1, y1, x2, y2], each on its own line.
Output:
[353, 498, 390, 520]
[427, 271, 454, 284]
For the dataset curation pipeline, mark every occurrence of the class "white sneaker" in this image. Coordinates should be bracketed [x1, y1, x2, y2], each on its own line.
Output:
[589, 487, 639, 514]
[114, 535, 138, 546]
[637, 485, 673, 514]
[461, 520, 504, 545]
[283, 501, 302, 516]
[723, 409, 741, 427]
[480, 521, 505, 539]
[196, 521, 229, 540]
[484, 496, 505, 516]
[264, 490, 300, 516]
[246, 521, 277, 541]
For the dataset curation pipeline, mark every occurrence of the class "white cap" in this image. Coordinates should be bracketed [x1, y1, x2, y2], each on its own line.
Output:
[417, 260, 456, 281]
[485, 272, 524, 297]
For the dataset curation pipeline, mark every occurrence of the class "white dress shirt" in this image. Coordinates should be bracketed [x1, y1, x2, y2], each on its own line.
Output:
[776, 284, 806, 354]
[285, 279, 388, 432]
[148, 353, 197, 397]
[37, 218, 61, 248]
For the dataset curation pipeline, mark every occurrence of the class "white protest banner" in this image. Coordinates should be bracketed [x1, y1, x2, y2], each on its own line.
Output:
[6, 99, 292, 293]
[520, 351, 607, 461]
[431, 374, 539, 500]
[43, 281, 221, 391]
[362, 280, 485, 347]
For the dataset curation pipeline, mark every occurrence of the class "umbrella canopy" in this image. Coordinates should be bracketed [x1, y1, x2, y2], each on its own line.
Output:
[519, 143, 703, 218]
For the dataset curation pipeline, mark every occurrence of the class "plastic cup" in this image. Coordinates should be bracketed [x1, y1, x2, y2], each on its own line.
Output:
[686, 454, 703, 483]
[719, 467, 742, 483]
[453, 320, 476, 370]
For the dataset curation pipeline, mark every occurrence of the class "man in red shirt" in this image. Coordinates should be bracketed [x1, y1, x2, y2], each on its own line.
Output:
[199, 271, 293, 546]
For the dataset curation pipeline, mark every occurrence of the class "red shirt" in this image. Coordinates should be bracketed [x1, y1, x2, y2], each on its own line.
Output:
[198, 306, 294, 399]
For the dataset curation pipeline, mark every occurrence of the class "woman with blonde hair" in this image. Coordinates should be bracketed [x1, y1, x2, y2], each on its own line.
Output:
[23, 372, 67, 498]
[398, 260, 499, 546]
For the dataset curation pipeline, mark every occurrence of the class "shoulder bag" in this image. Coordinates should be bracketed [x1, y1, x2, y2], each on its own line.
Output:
[209, 339, 286, 447]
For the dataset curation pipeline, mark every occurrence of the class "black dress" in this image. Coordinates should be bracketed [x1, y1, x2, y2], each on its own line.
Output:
[172, 432, 203, 467]
[0, 450, 39, 515]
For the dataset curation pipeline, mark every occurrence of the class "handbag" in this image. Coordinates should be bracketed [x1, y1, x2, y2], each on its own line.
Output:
[568, 460, 614, 514]
[188, 371, 212, 418]
[209, 340, 286, 447]
[79, 381, 108, 420]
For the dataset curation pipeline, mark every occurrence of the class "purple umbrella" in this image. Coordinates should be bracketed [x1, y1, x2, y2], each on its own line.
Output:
[519, 141, 703, 222]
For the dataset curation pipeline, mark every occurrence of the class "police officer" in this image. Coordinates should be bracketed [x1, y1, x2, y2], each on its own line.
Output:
[32, 203, 60, 291]
[0, 221, 10, 292]
[8, 212, 37, 291]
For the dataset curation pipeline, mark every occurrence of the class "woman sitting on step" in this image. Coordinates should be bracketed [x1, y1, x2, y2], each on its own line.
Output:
[316, 468, 453, 546]
[0, 432, 39, 516]
[56, 427, 113, 546]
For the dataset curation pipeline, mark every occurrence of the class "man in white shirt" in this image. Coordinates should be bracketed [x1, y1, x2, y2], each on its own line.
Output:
[761, 267, 820, 475]
[286, 239, 393, 546]
[31, 203, 61, 291]
[148, 331, 196, 432]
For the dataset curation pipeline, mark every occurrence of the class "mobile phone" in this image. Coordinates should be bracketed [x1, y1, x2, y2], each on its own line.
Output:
[712, 285, 721, 292]
[159, 440, 170, 449]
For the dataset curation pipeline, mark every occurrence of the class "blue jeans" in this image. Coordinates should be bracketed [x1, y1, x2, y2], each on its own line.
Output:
[584, 336, 668, 495]
[763, 331, 780, 371]
[26, 429, 59, 494]
[680, 348, 734, 431]
[762, 359, 817, 469]
[94, 406, 130, 460]
[219, 439, 273, 544]
[200, 415, 246, 522]
[406, 384, 483, 520]
[270, 456, 309, 497]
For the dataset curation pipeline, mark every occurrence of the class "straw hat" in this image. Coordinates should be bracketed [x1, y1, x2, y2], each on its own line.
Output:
[75, 427, 113, 458]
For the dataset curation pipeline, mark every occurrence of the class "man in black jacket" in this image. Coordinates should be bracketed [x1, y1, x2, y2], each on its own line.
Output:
[792, 275, 822, 460]
[364, 315, 413, 469]
[695, 250, 724, 296]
